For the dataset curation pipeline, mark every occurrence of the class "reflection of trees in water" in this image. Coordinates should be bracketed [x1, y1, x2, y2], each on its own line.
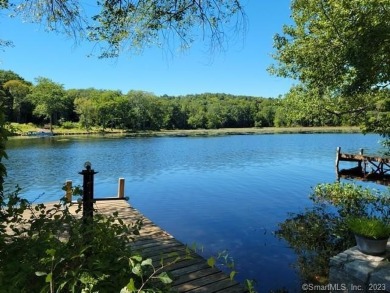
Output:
[275, 183, 390, 289]
[276, 205, 354, 286]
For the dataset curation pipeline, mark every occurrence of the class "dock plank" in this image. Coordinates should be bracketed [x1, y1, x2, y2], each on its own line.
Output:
[93, 200, 248, 293]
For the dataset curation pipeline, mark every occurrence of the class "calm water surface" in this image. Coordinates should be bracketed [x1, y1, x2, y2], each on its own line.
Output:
[4, 133, 383, 292]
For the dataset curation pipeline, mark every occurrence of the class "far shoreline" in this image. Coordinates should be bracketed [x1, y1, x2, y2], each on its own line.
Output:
[8, 126, 363, 139]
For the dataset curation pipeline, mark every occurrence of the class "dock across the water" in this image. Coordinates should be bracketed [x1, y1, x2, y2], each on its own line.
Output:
[91, 200, 248, 292]
[335, 147, 390, 185]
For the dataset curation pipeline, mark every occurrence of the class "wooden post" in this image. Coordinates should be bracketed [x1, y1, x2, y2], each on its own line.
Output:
[358, 148, 364, 172]
[335, 147, 341, 182]
[65, 180, 72, 202]
[335, 147, 341, 171]
[118, 178, 125, 198]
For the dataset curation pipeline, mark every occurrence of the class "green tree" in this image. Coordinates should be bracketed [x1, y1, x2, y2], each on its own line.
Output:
[27, 77, 67, 133]
[269, 0, 390, 135]
[254, 98, 277, 127]
[74, 97, 97, 131]
[3, 79, 31, 123]
[0, 70, 28, 121]
[277, 86, 345, 127]
[126, 90, 162, 130]
[95, 91, 122, 131]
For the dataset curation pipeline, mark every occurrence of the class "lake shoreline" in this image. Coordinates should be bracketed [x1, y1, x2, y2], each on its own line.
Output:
[9, 126, 362, 139]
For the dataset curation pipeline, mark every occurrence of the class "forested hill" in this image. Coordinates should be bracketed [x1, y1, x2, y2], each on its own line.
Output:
[0, 69, 357, 132]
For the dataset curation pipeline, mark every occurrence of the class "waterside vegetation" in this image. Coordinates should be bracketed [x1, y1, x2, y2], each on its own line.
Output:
[276, 183, 390, 285]
[1, 0, 390, 291]
[0, 69, 376, 138]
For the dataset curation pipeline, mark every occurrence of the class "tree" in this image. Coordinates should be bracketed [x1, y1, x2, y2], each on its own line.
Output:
[276, 86, 343, 127]
[126, 90, 162, 130]
[3, 80, 31, 123]
[269, 0, 390, 135]
[270, 0, 390, 96]
[0, 70, 28, 120]
[27, 77, 67, 133]
[3, 0, 246, 58]
[74, 97, 97, 131]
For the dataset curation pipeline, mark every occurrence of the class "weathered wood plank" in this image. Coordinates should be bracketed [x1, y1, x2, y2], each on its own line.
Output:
[93, 200, 248, 293]
[172, 272, 235, 292]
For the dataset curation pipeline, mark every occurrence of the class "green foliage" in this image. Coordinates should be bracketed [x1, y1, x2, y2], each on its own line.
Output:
[275, 86, 343, 127]
[65, 91, 280, 131]
[361, 90, 390, 139]
[346, 217, 390, 239]
[276, 182, 389, 284]
[3, 79, 31, 123]
[6, 0, 246, 58]
[27, 77, 67, 132]
[205, 249, 257, 292]
[270, 0, 390, 138]
[245, 279, 257, 293]
[270, 0, 390, 96]
[0, 185, 185, 292]
[59, 121, 80, 129]
[5, 69, 366, 131]
[311, 182, 390, 218]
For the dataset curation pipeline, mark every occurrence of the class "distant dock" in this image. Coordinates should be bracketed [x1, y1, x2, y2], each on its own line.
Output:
[335, 147, 390, 185]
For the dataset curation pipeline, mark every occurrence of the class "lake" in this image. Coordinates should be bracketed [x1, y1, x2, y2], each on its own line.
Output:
[3, 133, 384, 292]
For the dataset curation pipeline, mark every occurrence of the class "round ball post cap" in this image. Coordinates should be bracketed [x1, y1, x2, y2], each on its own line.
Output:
[84, 161, 92, 170]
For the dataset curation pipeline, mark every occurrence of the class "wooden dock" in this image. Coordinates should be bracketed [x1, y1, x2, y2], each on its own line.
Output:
[335, 147, 390, 185]
[92, 200, 248, 292]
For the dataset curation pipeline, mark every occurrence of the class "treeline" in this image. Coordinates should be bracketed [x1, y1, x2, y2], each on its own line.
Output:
[0, 70, 358, 131]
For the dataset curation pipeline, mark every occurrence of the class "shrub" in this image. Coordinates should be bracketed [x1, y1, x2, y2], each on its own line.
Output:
[59, 121, 80, 129]
[0, 186, 176, 292]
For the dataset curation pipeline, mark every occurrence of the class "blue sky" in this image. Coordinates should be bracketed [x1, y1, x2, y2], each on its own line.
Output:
[1, 1, 295, 98]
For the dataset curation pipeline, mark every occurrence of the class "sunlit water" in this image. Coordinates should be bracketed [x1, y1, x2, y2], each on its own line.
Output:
[3, 133, 384, 292]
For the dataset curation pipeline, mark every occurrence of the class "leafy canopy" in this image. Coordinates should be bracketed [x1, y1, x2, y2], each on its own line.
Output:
[2, 0, 246, 58]
[269, 0, 390, 138]
[269, 0, 390, 96]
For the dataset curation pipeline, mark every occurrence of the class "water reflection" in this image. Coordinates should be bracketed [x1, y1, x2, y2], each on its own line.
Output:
[275, 182, 390, 291]
[3, 133, 384, 292]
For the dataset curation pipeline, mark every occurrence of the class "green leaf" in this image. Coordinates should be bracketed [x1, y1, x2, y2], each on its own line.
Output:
[45, 273, 52, 283]
[141, 258, 153, 266]
[131, 255, 143, 262]
[229, 270, 237, 280]
[157, 272, 172, 284]
[125, 278, 136, 291]
[46, 248, 56, 257]
[35, 271, 47, 277]
[131, 264, 142, 276]
[207, 257, 216, 268]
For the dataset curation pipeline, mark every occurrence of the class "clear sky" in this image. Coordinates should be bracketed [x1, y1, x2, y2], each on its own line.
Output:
[0, 1, 295, 98]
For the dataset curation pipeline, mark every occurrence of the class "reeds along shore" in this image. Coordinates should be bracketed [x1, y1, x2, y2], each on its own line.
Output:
[10, 126, 362, 138]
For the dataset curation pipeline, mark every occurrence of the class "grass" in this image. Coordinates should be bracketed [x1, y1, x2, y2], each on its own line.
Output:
[7, 123, 362, 138]
[347, 217, 390, 239]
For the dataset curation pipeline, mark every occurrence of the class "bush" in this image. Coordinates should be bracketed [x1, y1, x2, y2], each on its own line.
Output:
[310, 182, 390, 218]
[0, 186, 176, 292]
[59, 121, 80, 129]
